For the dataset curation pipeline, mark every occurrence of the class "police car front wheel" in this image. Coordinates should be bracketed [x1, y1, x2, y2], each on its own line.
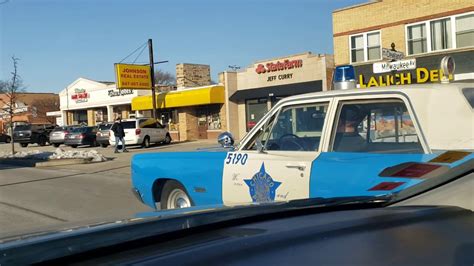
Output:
[161, 180, 192, 209]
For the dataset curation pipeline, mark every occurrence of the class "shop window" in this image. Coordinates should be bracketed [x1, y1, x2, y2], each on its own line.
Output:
[208, 112, 221, 130]
[456, 14, 474, 48]
[407, 24, 427, 55]
[350, 31, 381, 63]
[367, 32, 381, 60]
[169, 110, 179, 131]
[73, 110, 87, 125]
[350, 35, 364, 63]
[331, 100, 423, 153]
[430, 18, 452, 51]
[246, 98, 268, 131]
[406, 12, 473, 55]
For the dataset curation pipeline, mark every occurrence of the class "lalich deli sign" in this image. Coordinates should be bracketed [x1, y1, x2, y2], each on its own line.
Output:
[255, 59, 303, 82]
[357, 58, 453, 88]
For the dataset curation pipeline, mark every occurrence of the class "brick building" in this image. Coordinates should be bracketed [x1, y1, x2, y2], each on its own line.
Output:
[333, 0, 473, 87]
[132, 64, 224, 141]
[133, 53, 334, 141]
[0, 93, 59, 134]
[176, 63, 212, 88]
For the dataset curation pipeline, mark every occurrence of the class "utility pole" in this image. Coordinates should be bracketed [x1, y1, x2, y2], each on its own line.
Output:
[148, 39, 157, 119]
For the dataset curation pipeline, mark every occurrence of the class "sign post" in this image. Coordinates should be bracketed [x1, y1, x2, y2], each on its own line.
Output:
[148, 39, 157, 119]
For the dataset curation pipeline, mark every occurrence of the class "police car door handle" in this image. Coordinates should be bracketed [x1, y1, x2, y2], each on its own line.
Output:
[286, 163, 306, 171]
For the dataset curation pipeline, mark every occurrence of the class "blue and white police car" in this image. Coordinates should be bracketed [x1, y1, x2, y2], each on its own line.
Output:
[131, 66, 473, 210]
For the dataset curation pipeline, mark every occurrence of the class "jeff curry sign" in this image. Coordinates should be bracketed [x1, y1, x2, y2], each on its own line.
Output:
[115, 63, 152, 90]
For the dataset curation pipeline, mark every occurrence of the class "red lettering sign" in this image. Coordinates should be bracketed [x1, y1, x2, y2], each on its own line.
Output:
[255, 59, 303, 74]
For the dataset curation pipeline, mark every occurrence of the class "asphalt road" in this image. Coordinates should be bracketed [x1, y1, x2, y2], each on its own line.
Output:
[0, 140, 218, 239]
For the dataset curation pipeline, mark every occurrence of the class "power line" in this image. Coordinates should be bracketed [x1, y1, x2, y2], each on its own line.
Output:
[132, 44, 148, 64]
[118, 41, 147, 63]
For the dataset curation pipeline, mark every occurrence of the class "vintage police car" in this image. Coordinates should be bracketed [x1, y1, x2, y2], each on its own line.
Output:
[131, 82, 473, 210]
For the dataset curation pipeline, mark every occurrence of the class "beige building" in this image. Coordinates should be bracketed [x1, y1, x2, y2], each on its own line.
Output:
[222, 52, 334, 140]
[333, 0, 474, 87]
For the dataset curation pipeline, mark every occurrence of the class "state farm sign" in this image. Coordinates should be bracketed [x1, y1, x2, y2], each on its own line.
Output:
[255, 59, 303, 74]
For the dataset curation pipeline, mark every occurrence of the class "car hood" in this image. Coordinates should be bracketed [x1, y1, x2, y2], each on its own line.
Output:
[0, 196, 388, 245]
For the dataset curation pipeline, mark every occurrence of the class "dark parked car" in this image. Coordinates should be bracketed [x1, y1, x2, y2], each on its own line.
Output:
[13, 124, 55, 147]
[0, 133, 12, 143]
[64, 126, 99, 148]
[49, 126, 78, 147]
[96, 122, 113, 148]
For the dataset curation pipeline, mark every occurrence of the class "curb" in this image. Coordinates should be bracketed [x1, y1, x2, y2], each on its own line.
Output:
[36, 158, 94, 167]
[0, 158, 94, 168]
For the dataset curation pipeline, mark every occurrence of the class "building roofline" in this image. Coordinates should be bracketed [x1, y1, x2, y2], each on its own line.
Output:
[0, 92, 58, 95]
[238, 52, 330, 72]
[176, 63, 210, 67]
[333, 0, 380, 13]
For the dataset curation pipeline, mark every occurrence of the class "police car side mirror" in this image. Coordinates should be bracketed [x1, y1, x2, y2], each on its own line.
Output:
[217, 132, 235, 149]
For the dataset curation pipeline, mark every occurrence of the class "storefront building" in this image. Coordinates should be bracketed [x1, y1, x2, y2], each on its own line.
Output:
[223, 52, 334, 139]
[132, 54, 334, 142]
[132, 84, 225, 141]
[131, 63, 227, 141]
[59, 78, 151, 126]
[333, 0, 474, 87]
[0, 93, 59, 134]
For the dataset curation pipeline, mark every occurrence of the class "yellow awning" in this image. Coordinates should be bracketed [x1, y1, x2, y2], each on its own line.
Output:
[132, 85, 225, 111]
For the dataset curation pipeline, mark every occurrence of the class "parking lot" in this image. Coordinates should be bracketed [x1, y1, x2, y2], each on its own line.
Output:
[0, 140, 217, 239]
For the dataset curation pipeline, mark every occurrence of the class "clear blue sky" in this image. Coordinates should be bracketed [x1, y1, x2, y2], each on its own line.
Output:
[0, 0, 365, 93]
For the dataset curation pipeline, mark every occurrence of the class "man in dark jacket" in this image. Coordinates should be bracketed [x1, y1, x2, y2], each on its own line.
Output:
[111, 118, 128, 153]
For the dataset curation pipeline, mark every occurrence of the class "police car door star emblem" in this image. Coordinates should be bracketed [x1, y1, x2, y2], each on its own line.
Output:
[244, 163, 281, 202]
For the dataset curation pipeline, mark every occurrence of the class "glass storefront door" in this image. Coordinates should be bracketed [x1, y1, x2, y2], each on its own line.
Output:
[245, 98, 268, 131]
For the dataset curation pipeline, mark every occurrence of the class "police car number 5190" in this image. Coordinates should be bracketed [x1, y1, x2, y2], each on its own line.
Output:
[225, 153, 248, 165]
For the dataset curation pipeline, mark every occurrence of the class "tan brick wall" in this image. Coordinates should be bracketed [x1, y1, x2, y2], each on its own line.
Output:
[221, 71, 239, 138]
[176, 63, 211, 88]
[178, 107, 199, 141]
[333, 0, 473, 34]
[219, 102, 227, 131]
[333, 0, 474, 65]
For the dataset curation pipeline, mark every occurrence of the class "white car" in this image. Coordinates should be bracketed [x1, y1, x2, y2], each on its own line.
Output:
[131, 82, 473, 210]
[110, 118, 171, 148]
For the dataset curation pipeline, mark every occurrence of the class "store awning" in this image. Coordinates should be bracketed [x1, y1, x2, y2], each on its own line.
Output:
[229, 80, 322, 102]
[132, 85, 225, 111]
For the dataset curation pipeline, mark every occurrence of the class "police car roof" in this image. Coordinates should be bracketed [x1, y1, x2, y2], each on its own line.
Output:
[273, 82, 473, 151]
[280, 82, 472, 103]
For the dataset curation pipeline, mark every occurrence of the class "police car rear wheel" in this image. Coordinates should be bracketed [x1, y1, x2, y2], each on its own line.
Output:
[161, 181, 192, 209]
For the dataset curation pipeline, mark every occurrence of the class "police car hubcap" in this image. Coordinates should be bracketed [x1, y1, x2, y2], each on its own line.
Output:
[168, 189, 190, 209]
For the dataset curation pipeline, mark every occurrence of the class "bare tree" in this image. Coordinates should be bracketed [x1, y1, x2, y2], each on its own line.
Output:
[154, 69, 175, 86]
[0, 57, 23, 154]
[30, 97, 60, 124]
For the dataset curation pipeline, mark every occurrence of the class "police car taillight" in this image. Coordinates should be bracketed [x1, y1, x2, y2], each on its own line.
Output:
[332, 65, 357, 90]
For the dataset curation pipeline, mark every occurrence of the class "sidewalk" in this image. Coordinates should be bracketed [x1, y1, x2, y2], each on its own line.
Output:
[0, 139, 218, 173]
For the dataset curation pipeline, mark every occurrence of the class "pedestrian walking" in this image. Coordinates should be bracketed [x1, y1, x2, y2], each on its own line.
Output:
[111, 118, 128, 153]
